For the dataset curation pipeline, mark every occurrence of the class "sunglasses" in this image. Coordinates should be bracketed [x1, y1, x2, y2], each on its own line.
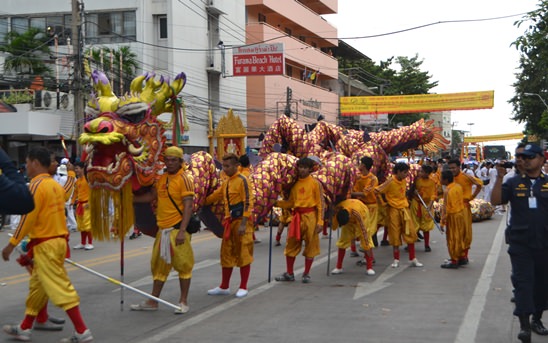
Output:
[515, 154, 537, 160]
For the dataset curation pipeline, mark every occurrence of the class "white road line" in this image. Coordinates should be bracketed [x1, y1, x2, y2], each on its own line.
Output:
[134, 254, 330, 343]
[455, 217, 506, 343]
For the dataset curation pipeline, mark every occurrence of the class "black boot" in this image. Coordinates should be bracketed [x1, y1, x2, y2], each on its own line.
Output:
[531, 312, 548, 336]
[518, 315, 532, 343]
[372, 234, 379, 247]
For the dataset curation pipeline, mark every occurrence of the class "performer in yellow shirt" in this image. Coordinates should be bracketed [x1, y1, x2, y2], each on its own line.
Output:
[2, 147, 93, 343]
[131, 146, 195, 314]
[206, 153, 254, 298]
[351, 156, 379, 249]
[448, 159, 482, 265]
[439, 170, 466, 269]
[73, 162, 93, 250]
[331, 199, 376, 276]
[238, 154, 260, 244]
[275, 157, 324, 284]
[375, 162, 423, 268]
[410, 165, 437, 252]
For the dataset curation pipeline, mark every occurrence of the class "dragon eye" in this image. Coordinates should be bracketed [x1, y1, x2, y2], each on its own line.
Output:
[121, 110, 147, 124]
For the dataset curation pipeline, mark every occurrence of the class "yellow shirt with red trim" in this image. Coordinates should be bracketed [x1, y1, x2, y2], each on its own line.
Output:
[156, 168, 195, 228]
[352, 173, 378, 204]
[334, 199, 369, 234]
[415, 177, 437, 203]
[376, 177, 408, 209]
[454, 172, 483, 201]
[206, 171, 254, 219]
[9, 173, 67, 245]
[74, 175, 89, 203]
[444, 182, 464, 214]
[239, 166, 251, 178]
[276, 175, 324, 226]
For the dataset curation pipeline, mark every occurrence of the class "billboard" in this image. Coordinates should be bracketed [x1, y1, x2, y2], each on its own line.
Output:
[340, 91, 494, 116]
[232, 43, 285, 76]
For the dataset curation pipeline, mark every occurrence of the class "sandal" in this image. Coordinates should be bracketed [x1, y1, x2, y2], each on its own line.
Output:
[174, 303, 189, 314]
[130, 301, 158, 311]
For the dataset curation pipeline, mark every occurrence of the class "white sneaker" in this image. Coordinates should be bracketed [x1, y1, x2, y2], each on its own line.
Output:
[174, 303, 189, 314]
[391, 259, 400, 268]
[207, 286, 230, 296]
[2, 324, 31, 341]
[73, 243, 84, 249]
[410, 258, 424, 267]
[235, 288, 248, 298]
[84, 244, 94, 250]
[60, 329, 93, 343]
[366, 269, 376, 275]
[331, 268, 344, 275]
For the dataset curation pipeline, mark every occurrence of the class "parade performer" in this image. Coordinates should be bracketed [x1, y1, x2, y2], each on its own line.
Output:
[239, 154, 260, 244]
[491, 143, 548, 343]
[331, 199, 376, 276]
[409, 164, 436, 252]
[73, 162, 94, 250]
[0, 147, 34, 215]
[351, 156, 379, 248]
[447, 159, 482, 265]
[375, 162, 423, 268]
[2, 147, 93, 343]
[206, 153, 254, 298]
[439, 170, 465, 269]
[275, 206, 291, 246]
[131, 146, 195, 314]
[275, 157, 324, 283]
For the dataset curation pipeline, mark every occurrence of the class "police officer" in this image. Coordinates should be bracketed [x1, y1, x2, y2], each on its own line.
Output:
[492, 143, 548, 343]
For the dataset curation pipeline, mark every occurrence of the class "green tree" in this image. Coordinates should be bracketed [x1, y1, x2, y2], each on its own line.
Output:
[0, 27, 52, 76]
[509, 1, 548, 139]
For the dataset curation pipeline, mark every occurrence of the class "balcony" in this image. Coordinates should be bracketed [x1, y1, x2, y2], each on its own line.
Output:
[246, 0, 337, 46]
[248, 23, 337, 79]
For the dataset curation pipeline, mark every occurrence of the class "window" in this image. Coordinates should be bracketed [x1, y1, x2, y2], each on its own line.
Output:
[284, 27, 292, 36]
[258, 13, 266, 23]
[159, 16, 167, 39]
[286, 65, 293, 77]
[86, 11, 136, 44]
[298, 35, 305, 43]
[0, 18, 7, 44]
[11, 17, 28, 34]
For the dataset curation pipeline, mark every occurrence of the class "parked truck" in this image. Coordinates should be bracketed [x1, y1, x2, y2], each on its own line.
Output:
[483, 145, 510, 161]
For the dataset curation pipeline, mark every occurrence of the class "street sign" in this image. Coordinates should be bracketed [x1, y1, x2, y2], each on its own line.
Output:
[232, 43, 285, 76]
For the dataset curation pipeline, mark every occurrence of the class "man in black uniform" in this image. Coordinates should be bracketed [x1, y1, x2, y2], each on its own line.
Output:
[492, 143, 548, 343]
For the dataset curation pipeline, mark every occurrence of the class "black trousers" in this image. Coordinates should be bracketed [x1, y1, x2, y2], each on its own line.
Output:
[508, 244, 548, 317]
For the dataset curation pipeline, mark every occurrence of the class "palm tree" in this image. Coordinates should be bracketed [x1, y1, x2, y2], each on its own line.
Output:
[0, 27, 52, 77]
[85, 45, 139, 94]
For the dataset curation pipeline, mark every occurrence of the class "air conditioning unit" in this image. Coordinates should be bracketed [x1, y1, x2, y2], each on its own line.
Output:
[41, 91, 74, 111]
[42, 91, 56, 109]
[59, 93, 74, 111]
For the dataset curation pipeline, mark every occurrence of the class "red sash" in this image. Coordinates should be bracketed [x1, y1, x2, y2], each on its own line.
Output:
[288, 207, 315, 240]
[17, 235, 70, 268]
[222, 217, 232, 241]
[76, 201, 88, 216]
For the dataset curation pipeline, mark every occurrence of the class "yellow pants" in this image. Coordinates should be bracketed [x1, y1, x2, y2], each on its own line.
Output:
[151, 229, 194, 281]
[387, 206, 417, 247]
[284, 212, 320, 258]
[220, 219, 254, 268]
[446, 211, 466, 261]
[410, 199, 434, 232]
[76, 207, 92, 232]
[463, 203, 473, 250]
[336, 222, 373, 251]
[365, 203, 379, 234]
[26, 238, 80, 316]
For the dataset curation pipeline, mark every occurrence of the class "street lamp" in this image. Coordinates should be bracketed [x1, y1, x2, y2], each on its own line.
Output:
[523, 92, 548, 109]
[467, 122, 474, 136]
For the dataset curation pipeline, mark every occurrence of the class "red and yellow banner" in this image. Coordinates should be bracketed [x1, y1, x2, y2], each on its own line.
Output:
[340, 91, 494, 116]
[463, 132, 524, 143]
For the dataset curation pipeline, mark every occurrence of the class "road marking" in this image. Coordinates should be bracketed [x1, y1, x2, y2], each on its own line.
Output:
[134, 254, 331, 343]
[113, 259, 219, 291]
[352, 264, 408, 300]
[455, 217, 505, 343]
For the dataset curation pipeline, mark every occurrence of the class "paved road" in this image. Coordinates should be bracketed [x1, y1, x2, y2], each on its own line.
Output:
[1, 214, 546, 343]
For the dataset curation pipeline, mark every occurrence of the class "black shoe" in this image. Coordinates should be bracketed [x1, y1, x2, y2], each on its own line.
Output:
[48, 316, 65, 325]
[518, 330, 531, 343]
[404, 246, 408, 252]
[441, 261, 459, 269]
[275, 272, 295, 282]
[372, 234, 379, 247]
[129, 232, 138, 240]
[380, 240, 389, 246]
[425, 246, 432, 252]
[275, 241, 281, 246]
[302, 274, 311, 283]
[458, 258, 469, 266]
[417, 232, 424, 240]
[531, 319, 548, 335]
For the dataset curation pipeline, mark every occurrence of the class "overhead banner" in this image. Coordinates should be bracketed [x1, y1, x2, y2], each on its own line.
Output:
[232, 43, 285, 76]
[463, 132, 524, 143]
[340, 91, 494, 116]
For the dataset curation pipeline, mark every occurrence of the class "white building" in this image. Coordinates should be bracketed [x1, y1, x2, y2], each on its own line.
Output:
[0, 0, 247, 161]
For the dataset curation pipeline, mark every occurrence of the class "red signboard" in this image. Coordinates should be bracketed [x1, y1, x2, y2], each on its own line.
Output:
[232, 43, 285, 76]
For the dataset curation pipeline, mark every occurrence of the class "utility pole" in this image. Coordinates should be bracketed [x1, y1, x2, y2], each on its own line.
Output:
[284, 87, 292, 117]
[72, 0, 85, 155]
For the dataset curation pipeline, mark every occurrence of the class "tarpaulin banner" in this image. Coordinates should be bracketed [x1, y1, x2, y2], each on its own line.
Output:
[340, 91, 494, 116]
[463, 132, 524, 143]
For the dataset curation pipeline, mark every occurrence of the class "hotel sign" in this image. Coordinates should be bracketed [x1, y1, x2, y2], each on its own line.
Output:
[232, 43, 285, 76]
